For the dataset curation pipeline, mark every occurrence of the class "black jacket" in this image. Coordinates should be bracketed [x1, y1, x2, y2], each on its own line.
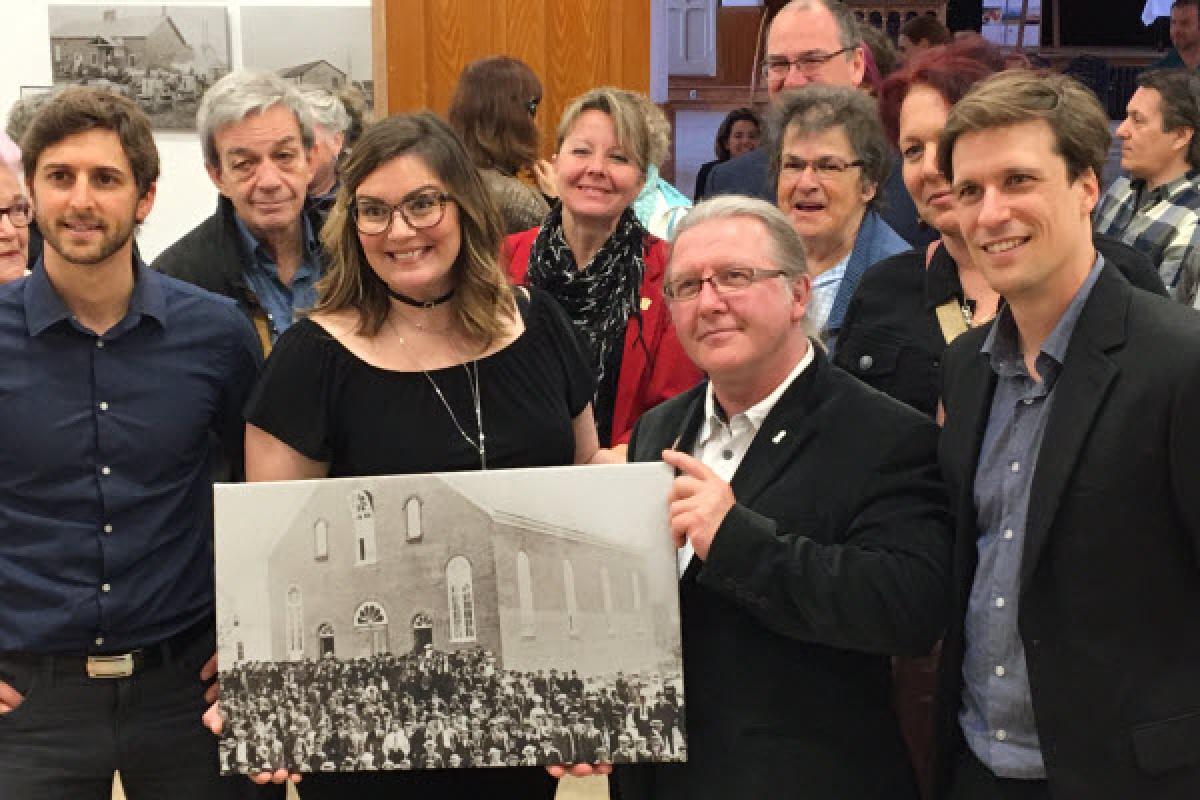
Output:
[615, 347, 952, 800]
[152, 195, 327, 355]
[834, 234, 1167, 417]
[935, 264, 1200, 798]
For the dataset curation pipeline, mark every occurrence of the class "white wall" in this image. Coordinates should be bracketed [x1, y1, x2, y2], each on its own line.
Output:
[4, 0, 369, 262]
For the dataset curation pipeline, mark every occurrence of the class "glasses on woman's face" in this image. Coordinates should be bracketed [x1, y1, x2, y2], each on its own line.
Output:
[780, 155, 865, 180]
[0, 198, 33, 228]
[351, 189, 452, 235]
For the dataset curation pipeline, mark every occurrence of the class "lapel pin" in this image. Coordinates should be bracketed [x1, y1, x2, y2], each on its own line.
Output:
[640, 297, 652, 311]
[772, 430, 787, 444]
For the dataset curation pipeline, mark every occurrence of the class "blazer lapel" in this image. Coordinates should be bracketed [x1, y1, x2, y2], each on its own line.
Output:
[727, 347, 825, 508]
[1019, 268, 1128, 589]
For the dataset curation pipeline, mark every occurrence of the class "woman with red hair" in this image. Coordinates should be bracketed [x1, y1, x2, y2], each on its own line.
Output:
[834, 36, 1163, 418]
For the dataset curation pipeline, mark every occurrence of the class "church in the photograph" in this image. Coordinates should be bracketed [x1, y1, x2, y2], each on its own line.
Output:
[241, 476, 678, 677]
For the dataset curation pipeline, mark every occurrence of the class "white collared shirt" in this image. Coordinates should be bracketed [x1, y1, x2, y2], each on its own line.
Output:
[679, 343, 815, 576]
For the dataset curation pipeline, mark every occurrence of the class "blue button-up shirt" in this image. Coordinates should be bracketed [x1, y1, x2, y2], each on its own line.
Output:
[0, 260, 261, 653]
[235, 214, 322, 342]
[961, 257, 1104, 779]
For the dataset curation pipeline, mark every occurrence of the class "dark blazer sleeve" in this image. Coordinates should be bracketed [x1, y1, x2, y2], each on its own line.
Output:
[696, 416, 950, 656]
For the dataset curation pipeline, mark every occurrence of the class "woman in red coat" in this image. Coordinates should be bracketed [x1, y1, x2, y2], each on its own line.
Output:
[504, 87, 702, 447]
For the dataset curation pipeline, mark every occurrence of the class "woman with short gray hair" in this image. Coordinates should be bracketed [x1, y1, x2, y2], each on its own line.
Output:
[769, 84, 907, 346]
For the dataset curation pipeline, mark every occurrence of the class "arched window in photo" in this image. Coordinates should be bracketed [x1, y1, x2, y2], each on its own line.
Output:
[601, 566, 615, 635]
[314, 518, 329, 560]
[517, 550, 535, 637]
[446, 556, 476, 642]
[406, 496, 423, 541]
[317, 622, 335, 657]
[286, 586, 304, 660]
[349, 489, 377, 565]
[354, 601, 389, 655]
[563, 559, 579, 636]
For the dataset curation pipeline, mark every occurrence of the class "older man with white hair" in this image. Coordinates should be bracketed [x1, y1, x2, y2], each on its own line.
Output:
[154, 70, 327, 354]
[612, 195, 951, 800]
[0, 132, 30, 283]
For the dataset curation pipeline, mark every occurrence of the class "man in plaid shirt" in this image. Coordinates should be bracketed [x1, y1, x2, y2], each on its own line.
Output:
[1094, 68, 1200, 302]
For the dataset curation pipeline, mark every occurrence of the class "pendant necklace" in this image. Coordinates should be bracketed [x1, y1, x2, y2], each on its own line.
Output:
[423, 359, 486, 470]
[392, 310, 486, 469]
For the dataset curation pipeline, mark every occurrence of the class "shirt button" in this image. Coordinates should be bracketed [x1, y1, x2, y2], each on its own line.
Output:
[101, 583, 111, 593]
[994, 665, 1006, 677]
[858, 355, 874, 371]
[96, 340, 104, 349]
[101, 466, 111, 476]
[95, 636, 105, 646]
[103, 523, 113, 534]
[995, 729, 1008, 742]
[995, 597, 1006, 608]
[1003, 529, 1014, 540]
[98, 401, 109, 412]
[721, 449, 733, 460]
[1010, 461, 1020, 473]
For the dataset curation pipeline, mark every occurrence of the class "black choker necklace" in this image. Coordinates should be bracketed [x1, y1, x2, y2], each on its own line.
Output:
[386, 285, 455, 308]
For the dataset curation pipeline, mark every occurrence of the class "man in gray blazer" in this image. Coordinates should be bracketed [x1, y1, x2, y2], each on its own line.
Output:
[935, 70, 1200, 799]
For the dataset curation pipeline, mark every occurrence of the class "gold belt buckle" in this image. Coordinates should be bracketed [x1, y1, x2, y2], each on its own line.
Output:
[86, 653, 134, 678]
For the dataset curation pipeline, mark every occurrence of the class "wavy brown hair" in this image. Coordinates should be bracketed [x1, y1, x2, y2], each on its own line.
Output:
[315, 112, 514, 341]
[448, 57, 542, 176]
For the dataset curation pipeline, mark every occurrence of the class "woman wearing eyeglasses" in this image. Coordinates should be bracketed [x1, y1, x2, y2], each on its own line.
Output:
[504, 87, 703, 449]
[770, 84, 908, 349]
[448, 56, 551, 235]
[238, 112, 597, 800]
[0, 144, 31, 284]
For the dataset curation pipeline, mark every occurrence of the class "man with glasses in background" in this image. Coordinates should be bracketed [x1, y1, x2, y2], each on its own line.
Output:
[0, 137, 31, 284]
[704, 0, 928, 246]
[612, 195, 951, 800]
[154, 70, 328, 356]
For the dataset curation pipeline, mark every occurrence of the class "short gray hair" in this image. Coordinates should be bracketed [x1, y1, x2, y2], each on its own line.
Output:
[296, 85, 350, 135]
[768, 84, 891, 209]
[771, 0, 863, 52]
[197, 70, 316, 168]
[672, 195, 808, 281]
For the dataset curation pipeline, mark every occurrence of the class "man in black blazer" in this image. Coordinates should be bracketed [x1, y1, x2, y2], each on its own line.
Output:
[934, 70, 1200, 799]
[706, 0, 930, 246]
[612, 195, 952, 799]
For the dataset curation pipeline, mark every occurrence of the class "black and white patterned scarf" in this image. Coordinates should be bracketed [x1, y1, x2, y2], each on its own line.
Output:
[526, 204, 646, 394]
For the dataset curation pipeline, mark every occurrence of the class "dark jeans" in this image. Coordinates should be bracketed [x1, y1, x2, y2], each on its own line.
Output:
[948, 748, 1052, 800]
[0, 629, 266, 800]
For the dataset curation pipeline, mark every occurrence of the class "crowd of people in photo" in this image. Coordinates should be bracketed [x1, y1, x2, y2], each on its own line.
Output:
[217, 648, 685, 773]
[6, 0, 1200, 798]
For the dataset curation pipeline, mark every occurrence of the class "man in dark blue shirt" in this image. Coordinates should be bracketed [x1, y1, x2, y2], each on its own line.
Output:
[0, 86, 262, 798]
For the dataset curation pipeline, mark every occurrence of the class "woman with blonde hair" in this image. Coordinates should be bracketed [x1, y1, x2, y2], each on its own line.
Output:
[504, 87, 701, 448]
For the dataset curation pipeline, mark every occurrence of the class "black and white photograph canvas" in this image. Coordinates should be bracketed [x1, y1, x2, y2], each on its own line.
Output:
[214, 464, 686, 774]
[240, 5, 373, 112]
[46, 5, 231, 129]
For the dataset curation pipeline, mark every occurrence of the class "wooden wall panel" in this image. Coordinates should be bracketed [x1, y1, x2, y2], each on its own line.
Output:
[376, 0, 650, 157]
